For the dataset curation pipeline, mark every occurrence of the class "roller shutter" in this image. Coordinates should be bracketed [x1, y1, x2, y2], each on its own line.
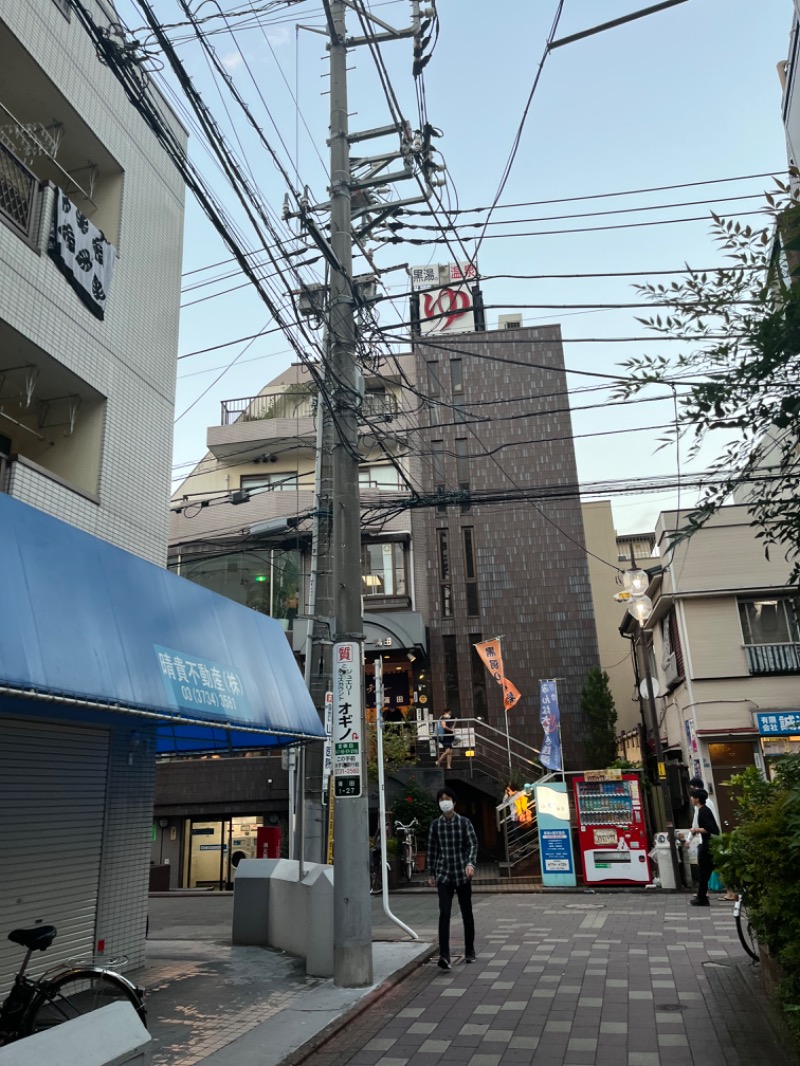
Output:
[0, 717, 109, 993]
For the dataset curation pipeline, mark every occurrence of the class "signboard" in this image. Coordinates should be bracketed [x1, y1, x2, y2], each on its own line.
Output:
[155, 643, 249, 718]
[756, 711, 800, 736]
[332, 642, 363, 798]
[583, 769, 622, 782]
[539, 680, 562, 771]
[534, 781, 576, 888]
[410, 261, 477, 335]
[321, 691, 333, 804]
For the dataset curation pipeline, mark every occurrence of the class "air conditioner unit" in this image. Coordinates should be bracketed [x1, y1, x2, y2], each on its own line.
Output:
[663, 653, 680, 688]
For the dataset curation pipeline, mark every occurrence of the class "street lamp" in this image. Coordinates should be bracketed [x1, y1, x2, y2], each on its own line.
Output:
[624, 573, 682, 889]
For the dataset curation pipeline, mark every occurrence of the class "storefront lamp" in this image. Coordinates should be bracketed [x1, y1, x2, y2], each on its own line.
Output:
[465, 748, 475, 758]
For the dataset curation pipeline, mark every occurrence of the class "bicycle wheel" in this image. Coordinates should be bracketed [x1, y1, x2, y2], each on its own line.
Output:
[735, 897, 759, 962]
[403, 845, 414, 884]
[24, 969, 146, 1035]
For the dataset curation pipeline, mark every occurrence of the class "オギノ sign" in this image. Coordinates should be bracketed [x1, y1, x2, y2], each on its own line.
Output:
[332, 642, 363, 798]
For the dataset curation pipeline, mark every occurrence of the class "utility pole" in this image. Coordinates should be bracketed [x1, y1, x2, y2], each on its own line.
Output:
[328, 0, 372, 988]
[287, 0, 434, 987]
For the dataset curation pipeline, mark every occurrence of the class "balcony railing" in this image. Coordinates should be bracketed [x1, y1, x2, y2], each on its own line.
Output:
[745, 643, 800, 675]
[0, 141, 40, 243]
[220, 389, 399, 427]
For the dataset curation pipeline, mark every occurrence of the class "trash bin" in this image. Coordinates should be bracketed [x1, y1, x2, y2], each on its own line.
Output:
[652, 831, 676, 890]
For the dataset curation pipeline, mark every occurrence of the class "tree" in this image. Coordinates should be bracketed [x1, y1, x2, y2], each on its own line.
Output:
[580, 667, 618, 768]
[615, 183, 800, 582]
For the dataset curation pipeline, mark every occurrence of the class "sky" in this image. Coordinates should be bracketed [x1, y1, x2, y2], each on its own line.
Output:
[119, 0, 793, 535]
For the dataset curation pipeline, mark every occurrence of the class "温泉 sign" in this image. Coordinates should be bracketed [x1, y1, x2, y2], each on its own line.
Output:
[410, 261, 477, 335]
[333, 642, 363, 798]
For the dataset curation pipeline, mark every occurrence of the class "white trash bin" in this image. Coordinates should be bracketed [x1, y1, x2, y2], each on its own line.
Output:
[652, 831, 676, 890]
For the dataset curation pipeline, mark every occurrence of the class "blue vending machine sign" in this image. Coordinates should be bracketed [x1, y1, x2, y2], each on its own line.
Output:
[534, 780, 576, 888]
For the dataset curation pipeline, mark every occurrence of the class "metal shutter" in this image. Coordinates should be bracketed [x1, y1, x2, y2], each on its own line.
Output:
[0, 717, 109, 993]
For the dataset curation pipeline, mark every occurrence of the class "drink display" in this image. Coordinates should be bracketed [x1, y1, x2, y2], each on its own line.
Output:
[573, 773, 651, 885]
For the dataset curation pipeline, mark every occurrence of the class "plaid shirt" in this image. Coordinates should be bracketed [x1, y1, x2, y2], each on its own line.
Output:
[427, 813, 478, 885]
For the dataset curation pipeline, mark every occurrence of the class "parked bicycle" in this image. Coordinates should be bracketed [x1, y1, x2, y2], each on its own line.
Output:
[734, 892, 759, 962]
[0, 925, 146, 1044]
[394, 818, 419, 884]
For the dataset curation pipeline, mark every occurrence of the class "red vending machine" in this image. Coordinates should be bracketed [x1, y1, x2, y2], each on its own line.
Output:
[573, 772, 651, 885]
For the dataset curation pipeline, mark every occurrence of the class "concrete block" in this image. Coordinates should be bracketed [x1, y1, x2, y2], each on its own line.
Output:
[0, 1001, 150, 1066]
[231, 858, 279, 944]
[304, 865, 334, 977]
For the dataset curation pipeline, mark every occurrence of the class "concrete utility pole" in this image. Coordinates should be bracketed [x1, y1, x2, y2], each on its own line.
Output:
[327, 0, 372, 988]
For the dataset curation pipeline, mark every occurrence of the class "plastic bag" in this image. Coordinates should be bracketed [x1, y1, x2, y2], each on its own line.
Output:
[708, 870, 725, 892]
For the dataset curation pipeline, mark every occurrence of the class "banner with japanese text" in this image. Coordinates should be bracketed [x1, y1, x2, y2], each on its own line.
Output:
[474, 638, 521, 710]
[539, 680, 562, 771]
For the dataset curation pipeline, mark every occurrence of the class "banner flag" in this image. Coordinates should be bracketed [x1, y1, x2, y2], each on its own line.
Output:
[474, 639, 522, 710]
[539, 680, 563, 771]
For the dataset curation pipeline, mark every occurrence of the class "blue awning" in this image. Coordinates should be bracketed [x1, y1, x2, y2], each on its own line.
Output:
[0, 494, 325, 751]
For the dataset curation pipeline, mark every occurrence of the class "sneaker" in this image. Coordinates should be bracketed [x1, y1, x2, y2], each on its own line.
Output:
[437, 956, 451, 971]
[464, 952, 476, 964]
[689, 898, 710, 907]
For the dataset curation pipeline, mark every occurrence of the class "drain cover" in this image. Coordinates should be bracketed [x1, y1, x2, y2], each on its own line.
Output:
[656, 1003, 687, 1012]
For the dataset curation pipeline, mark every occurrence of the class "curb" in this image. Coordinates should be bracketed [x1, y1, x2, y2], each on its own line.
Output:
[279, 945, 439, 1066]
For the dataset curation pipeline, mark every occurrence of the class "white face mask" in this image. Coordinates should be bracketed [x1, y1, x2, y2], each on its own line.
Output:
[439, 800, 454, 814]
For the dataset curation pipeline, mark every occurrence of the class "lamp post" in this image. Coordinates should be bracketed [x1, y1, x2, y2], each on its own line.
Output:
[624, 571, 682, 889]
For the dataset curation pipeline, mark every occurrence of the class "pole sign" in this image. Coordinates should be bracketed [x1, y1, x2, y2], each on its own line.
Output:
[321, 691, 333, 805]
[533, 780, 576, 888]
[539, 680, 563, 771]
[332, 642, 363, 798]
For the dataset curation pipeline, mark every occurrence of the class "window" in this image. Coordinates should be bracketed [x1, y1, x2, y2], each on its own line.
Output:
[450, 359, 463, 394]
[241, 472, 299, 492]
[738, 598, 799, 645]
[439, 529, 452, 617]
[431, 440, 445, 489]
[443, 635, 460, 712]
[51, 0, 72, 18]
[427, 361, 441, 396]
[361, 542, 407, 598]
[660, 609, 684, 687]
[456, 438, 470, 513]
[359, 465, 404, 491]
[463, 527, 479, 616]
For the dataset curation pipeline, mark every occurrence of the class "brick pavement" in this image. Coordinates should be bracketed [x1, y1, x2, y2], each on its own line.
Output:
[295, 894, 798, 1066]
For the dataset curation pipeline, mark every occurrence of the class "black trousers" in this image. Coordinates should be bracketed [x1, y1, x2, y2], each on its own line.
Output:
[437, 880, 474, 959]
[696, 848, 713, 901]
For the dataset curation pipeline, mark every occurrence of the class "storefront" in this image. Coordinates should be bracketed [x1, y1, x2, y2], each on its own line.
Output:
[0, 493, 324, 992]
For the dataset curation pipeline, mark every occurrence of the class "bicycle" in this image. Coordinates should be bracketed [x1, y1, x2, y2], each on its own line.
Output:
[0, 924, 147, 1045]
[733, 892, 759, 962]
[394, 818, 419, 884]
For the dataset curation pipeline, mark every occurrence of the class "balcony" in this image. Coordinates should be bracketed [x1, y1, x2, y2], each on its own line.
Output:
[0, 141, 41, 244]
[210, 388, 402, 462]
[745, 643, 800, 675]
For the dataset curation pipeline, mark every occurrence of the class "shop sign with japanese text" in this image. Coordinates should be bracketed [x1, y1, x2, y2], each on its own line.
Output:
[333, 642, 363, 798]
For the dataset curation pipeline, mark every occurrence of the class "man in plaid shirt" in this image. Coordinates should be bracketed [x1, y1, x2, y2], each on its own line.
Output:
[427, 786, 478, 969]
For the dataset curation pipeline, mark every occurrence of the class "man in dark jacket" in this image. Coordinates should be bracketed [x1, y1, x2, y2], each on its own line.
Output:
[690, 788, 720, 907]
[427, 787, 478, 969]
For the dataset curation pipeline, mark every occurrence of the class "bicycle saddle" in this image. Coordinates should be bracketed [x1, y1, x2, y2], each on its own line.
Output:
[8, 926, 57, 951]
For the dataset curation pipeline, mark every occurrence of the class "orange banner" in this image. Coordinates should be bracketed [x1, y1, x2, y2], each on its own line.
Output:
[474, 639, 522, 710]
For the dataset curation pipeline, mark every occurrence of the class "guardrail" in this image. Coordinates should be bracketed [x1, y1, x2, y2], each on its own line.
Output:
[0, 141, 40, 243]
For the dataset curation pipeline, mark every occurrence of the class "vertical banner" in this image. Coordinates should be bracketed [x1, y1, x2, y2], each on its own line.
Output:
[533, 780, 576, 887]
[321, 691, 333, 805]
[333, 642, 363, 798]
[474, 638, 522, 710]
[539, 680, 562, 771]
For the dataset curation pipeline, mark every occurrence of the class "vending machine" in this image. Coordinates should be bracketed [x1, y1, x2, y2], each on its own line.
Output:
[573, 772, 651, 885]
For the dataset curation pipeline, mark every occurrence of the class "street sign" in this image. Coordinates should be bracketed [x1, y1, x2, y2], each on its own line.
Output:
[322, 691, 333, 804]
[332, 641, 363, 798]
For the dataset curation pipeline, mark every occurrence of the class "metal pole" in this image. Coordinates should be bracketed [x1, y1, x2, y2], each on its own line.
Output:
[328, 0, 372, 987]
[287, 747, 295, 860]
[375, 657, 418, 939]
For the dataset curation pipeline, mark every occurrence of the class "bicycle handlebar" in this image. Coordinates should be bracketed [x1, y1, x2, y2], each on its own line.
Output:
[394, 818, 419, 831]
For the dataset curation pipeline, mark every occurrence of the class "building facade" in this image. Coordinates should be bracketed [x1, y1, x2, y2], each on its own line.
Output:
[0, 0, 185, 991]
[624, 506, 800, 831]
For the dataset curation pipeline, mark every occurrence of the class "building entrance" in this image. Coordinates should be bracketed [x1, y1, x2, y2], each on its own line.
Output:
[707, 741, 757, 831]
[182, 815, 263, 889]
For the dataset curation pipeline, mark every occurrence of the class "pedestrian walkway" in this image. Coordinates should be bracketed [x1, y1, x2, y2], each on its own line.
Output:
[141, 892, 798, 1066]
